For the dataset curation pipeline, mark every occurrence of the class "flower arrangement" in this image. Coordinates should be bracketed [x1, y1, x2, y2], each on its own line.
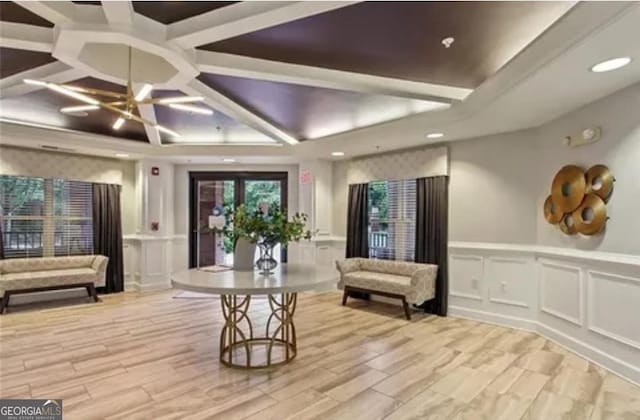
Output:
[212, 203, 313, 248]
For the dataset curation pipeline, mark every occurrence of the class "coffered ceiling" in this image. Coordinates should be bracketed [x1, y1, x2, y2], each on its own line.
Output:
[0, 0, 578, 148]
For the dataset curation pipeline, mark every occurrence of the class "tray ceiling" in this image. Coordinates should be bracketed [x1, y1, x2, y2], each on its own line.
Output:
[0, 1, 576, 146]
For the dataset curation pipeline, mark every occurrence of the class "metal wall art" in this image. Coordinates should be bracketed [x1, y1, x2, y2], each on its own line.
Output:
[544, 164, 614, 236]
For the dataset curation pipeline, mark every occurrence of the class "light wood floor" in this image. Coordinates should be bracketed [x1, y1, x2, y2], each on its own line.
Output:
[1, 290, 639, 420]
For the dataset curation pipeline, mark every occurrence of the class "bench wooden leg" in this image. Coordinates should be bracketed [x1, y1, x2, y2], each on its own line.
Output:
[402, 298, 411, 320]
[86, 284, 99, 302]
[0, 292, 10, 314]
[342, 288, 349, 306]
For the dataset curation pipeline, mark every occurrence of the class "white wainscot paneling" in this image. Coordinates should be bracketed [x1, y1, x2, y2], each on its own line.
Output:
[486, 257, 532, 308]
[144, 241, 166, 276]
[588, 270, 640, 350]
[539, 261, 583, 326]
[449, 254, 483, 301]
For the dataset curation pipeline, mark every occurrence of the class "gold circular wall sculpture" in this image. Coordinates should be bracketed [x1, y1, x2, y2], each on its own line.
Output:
[551, 165, 586, 213]
[544, 164, 613, 236]
[559, 213, 578, 235]
[544, 195, 563, 224]
[572, 193, 607, 236]
[585, 164, 614, 201]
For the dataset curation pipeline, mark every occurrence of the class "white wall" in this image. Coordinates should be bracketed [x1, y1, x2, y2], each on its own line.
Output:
[332, 82, 640, 254]
[448, 130, 540, 244]
[534, 84, 640, 254]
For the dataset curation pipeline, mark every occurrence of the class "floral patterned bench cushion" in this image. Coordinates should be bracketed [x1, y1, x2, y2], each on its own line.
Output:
[336, 258, 437, 304]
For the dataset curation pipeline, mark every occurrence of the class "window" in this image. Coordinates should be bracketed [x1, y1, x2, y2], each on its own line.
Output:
[368, 179, 416, 261]
[0, 175, 93, 259]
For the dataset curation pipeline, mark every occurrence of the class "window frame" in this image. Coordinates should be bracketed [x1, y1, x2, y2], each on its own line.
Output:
[368, 179, 416, 262]
[1, 176, 94, 259]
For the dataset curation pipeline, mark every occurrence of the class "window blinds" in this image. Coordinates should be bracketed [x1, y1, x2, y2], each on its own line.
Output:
[368, 179, 416, 261]
[0, 176, 93, 259]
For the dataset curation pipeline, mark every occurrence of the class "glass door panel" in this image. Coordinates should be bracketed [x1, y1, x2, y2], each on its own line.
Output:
[196, 179, 234, 268]
[189, 172, 288, 269]
[243, 180, 284, 264]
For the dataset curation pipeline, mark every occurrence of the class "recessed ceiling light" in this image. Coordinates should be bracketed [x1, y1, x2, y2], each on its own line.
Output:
[115, 153, 129, 158]
[331, 152, 345, 156]
[590, 57, 631, 73]
[426, 133, 444, 139]
[223, 158, 236, 162]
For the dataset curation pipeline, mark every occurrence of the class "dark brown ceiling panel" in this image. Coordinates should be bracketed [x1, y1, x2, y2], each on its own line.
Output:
[132, 1, 237, 24]
[0, 77, 148, 142]
[0, 48, 57, 78]
[200, 1, 572, 88]
[0, 2, 54, 27]
[151, 89, 272, 143]
[199, 73, 444, 141]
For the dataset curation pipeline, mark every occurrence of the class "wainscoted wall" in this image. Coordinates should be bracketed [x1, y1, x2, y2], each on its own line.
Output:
[449, 242, 640, 385]
[123, 235, 187, 291]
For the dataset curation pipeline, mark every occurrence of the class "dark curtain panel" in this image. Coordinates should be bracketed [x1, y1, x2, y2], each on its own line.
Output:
[0, 220, 4, 259]
[92, 183, 124, 293]
[346, 183, 369, 258]
[415, 176, 449, 316]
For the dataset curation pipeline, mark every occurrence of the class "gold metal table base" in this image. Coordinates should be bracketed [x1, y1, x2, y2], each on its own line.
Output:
[219, 293, 297, 369]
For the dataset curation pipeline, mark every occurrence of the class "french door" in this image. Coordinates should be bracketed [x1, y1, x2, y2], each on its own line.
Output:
[189, 172, 288, 268]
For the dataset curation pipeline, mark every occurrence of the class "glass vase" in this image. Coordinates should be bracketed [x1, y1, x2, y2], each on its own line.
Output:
[256, 243, 278, 274]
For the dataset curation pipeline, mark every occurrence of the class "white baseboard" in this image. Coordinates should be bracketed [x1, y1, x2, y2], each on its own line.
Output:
[448, 305, 538, 332]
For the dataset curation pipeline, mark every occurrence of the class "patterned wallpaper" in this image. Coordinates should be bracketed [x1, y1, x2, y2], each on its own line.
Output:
[347, 146, 448, 184]
[0, 146, 125, 184]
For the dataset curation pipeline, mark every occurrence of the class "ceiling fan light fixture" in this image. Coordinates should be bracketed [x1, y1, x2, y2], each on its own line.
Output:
[169, 103, 213, 115]
[156, 125, 181, 137]
[134, 84, 153, 102]
[157, 96, 204, 104]
[60, 105, 99, 113]
[113, 117, 125, 130]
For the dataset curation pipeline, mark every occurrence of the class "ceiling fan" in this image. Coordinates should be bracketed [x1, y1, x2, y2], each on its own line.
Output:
[22, 47, 213, 138]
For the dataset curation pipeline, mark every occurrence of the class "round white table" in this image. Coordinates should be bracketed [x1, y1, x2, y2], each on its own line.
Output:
[171, 264, 338, 369]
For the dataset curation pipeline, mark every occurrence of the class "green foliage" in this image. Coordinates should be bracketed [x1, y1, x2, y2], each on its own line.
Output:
[368, 181, 389, 229]
[206, 203, 313, 249]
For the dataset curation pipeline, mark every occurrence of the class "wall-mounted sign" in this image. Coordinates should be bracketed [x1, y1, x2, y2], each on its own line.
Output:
[299, 170, 312, 185]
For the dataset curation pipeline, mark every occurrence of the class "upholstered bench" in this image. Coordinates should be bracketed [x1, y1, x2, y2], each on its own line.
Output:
[336, 258, 437, 320]
[0, 255, 108, 314]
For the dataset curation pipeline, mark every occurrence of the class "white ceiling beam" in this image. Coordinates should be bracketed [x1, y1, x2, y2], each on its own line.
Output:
[182, 79, 299, 145]
[0, 22, 53, 52]
[0, 61, 86, 98]
[101, 1, 135, 26]
[168, 1, 360, 48]
[16, 1, 76, 25]
[196, 51, 472, 102]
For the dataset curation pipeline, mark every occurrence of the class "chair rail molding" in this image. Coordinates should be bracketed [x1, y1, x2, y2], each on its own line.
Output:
[448, 241, 640, 386]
